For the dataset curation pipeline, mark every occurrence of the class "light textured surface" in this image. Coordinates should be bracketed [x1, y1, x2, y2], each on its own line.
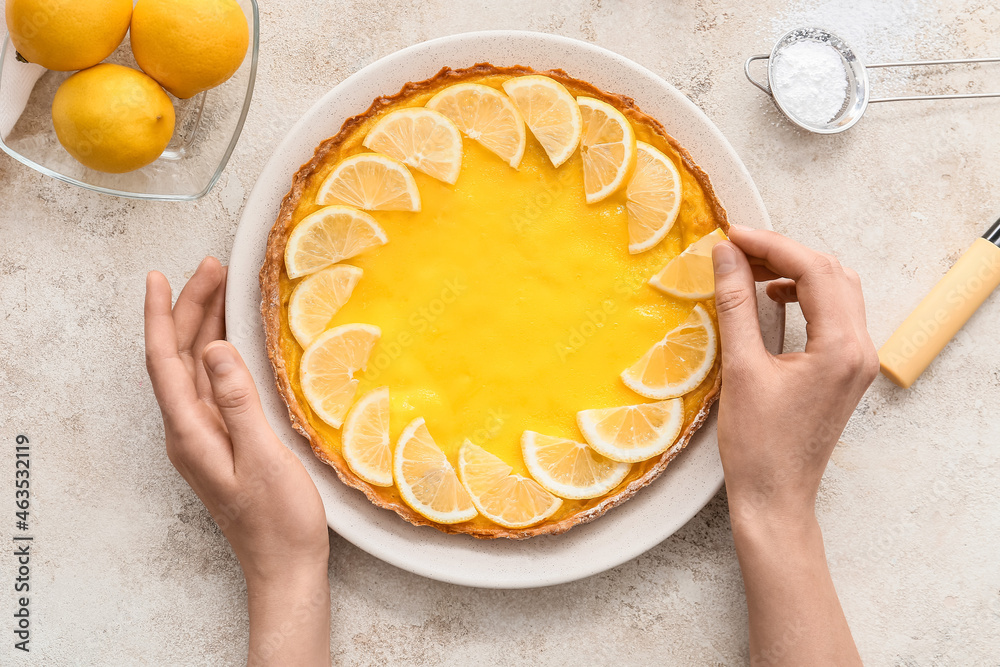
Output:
[1, 1, 999, 664]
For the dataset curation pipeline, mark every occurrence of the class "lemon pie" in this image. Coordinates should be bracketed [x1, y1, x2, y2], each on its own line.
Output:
[260, 64, 729, 539]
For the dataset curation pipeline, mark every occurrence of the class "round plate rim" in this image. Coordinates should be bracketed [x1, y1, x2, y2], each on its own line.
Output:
[226, 30, 778, 589]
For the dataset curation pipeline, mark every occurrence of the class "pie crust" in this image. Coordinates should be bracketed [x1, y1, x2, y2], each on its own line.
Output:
[260, 63, 729, 539]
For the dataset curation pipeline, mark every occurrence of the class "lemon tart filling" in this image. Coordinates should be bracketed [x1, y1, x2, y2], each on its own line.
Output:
[262, 65, 727, 538]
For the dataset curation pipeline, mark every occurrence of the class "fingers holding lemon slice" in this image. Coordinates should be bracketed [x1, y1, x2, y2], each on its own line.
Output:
[649, 229, 728, 300]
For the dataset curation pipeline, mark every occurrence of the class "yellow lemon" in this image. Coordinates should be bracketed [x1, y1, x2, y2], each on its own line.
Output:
[577, 96, 636, 204]
[648, 228, 728, 299]
[458, 441, 562, 529]
[130, 0, 249, 99]
[502, 75, 581, 168]
[52, 64, 175, 174]
[426, 83, 526, 168]
[621, 305, 717, 400]
[363, 108, 464, 184]
[342, 387, 393, 487]
[300, 324, 381, 429]
[521, 431, 631, 499]
[5, 0, 132, 71]
[626, 141, 683, 254]
[316, 154, 421, 212]
[394, 418, 477, 524]
[577, 399, 684, 463]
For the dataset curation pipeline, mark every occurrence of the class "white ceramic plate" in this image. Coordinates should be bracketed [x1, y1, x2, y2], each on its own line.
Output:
[227, 31, 782, 589]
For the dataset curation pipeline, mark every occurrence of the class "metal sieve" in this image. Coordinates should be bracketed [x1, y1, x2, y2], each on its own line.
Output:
[745, 26, 1000, 134]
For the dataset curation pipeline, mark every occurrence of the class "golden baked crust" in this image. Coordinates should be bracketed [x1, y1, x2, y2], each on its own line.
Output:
[260, 63, 728, 539]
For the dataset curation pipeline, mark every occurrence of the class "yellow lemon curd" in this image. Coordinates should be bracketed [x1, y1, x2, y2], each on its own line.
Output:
[278, 74, 722, 527]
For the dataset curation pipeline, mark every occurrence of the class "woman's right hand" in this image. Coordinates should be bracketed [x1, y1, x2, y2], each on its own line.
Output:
[713, 225, 879, 527]
[711, 225, 876, 666]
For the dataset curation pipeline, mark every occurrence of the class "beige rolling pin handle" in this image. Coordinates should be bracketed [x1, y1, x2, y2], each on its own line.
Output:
[879, 220, 1000, 388]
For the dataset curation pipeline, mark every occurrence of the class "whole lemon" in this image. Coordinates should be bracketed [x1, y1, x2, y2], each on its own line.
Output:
[52, 64, 176, 174]
[5, 0, 132, 71]
[130, 0, 249, 99]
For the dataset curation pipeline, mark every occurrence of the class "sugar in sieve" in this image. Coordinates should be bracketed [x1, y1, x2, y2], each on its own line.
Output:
[745, 27, 1000, 134]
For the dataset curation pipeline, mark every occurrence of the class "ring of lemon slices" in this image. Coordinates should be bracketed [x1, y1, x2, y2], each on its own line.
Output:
[261, 64, 729, 539]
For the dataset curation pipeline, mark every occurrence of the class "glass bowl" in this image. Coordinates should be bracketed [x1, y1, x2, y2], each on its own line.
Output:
[0, 0, 258, 201]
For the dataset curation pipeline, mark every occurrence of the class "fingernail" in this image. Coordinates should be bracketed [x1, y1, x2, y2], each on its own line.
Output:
[731, 224, 753, 233]
[204, 343, 236, 375]
[713, 243, 738, 273]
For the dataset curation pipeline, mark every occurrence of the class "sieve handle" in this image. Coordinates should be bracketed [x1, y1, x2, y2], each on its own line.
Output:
[744, 55, 772, 95]
[867, 56, 1000, 103]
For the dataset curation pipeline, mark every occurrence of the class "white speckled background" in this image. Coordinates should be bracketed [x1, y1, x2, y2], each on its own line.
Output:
[1, 0, 999, 664]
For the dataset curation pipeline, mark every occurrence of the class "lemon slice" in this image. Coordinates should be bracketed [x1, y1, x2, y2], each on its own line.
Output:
[393, 418, 477, 524]
[458, 441, 562, 528]
[621, 305, 717, 399]
[520, 431, 630, 499]
[342, 386, 393, 486]
[576, 96, 637, 204]
[362, 108, 463, 184]
[316, 153, 421, 211]
[426, 83, 526, 168]
[626, 142, 683, 253]
[284, 206, 388, 279]
[501, 75, 582, 168]
[649, 229, 728, 299]
[300, 324, 380, 428]
[577, 400, 684, 463]
[288, 264, 363, 347]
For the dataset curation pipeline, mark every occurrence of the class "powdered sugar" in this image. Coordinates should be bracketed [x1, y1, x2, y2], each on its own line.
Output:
[756, 0, 951, 128]
[763, 0, 943, 62]
[772, 40, 848, 125]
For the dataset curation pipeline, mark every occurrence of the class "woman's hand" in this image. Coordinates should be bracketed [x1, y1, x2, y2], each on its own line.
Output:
[712, 226, 877, 666]
[144, 257, 331, 666]
[714, 226, 879, 525]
